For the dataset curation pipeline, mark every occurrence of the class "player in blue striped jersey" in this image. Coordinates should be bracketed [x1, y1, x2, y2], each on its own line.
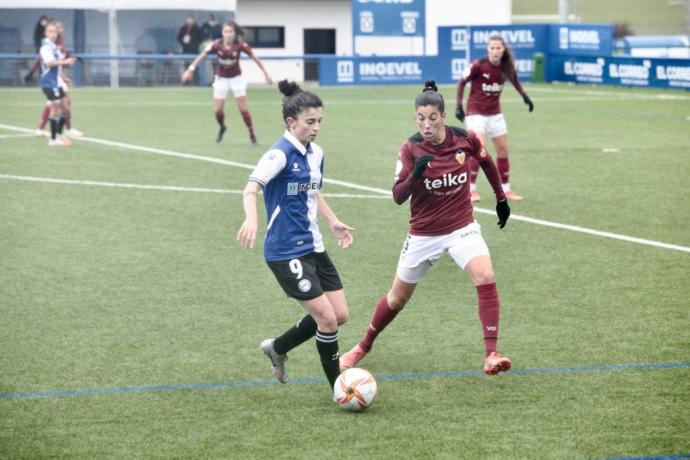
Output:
[237, 80, 354, 392]
[39, 21, 75, 146]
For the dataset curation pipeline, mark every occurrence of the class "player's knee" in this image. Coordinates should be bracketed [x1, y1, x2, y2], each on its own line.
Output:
[314, 310, 338, 332]
[387, 292, 408, 311]
[336, 310, 349, 326]
[474, 269, 495, 286]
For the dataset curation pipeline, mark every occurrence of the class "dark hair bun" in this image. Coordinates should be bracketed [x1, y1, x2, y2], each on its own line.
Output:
[423, 80, 438, 92]
[278, 80, 301, 97]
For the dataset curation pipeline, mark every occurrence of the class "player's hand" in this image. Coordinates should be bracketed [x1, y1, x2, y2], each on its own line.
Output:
[496, 200, 510, 229]
[412, 154, 433, 179]
[523, 94, 534, 112]
[64, 56, 77, 66]
[330, 221, 354, 249]
[455, 105, 465, 122]
[265, 74, 273, 85]
[236, 218, 258, 249]
[181, 70, 192, 83]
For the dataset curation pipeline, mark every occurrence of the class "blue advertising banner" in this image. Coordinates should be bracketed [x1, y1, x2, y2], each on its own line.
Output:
[319, 55, 437, 86]
[469, 24, 550, 82]
[436, 25, 549, 84]
[352, 0, 425, 37]
[436, 26, 471, 84]
[548, 54, 690, 89]
[549, 24, 614, 55]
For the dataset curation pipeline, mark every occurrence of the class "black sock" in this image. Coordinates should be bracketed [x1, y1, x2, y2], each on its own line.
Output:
[273, 315, 317, 355]
[58, 115, 66, 135]
[49, 117, 58, 140]
[316, 329, 340, 388]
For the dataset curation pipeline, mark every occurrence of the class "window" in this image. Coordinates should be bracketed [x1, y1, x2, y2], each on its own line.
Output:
[242, 26, 285, 48]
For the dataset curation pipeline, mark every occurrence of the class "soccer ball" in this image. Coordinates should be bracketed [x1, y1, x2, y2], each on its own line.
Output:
[333, 367, 377, 411]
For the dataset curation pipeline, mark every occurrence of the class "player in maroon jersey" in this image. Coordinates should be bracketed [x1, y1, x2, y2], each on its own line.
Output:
[340, 80, 513, 376]
[456, 35, 534, 202]
[182, 21, 273, 145]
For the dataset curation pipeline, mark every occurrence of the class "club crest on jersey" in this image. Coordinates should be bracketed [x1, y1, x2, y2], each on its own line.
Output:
[455, 151, 466, 165]
[292, 162, 300, 172]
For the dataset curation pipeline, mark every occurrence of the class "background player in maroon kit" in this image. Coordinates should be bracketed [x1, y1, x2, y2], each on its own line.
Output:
[456, 35, 534, 202]
[340, 80, 513, 376]
[182, 21, 273, 145]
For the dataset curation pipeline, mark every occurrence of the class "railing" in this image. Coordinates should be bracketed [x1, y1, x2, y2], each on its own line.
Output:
[0, 53, 333, 88]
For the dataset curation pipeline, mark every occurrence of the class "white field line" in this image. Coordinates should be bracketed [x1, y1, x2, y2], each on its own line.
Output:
[1, 95, 683, 109]
[0, 174, 390, 199]
[0, 123, 391, 195]
[0, 133, 35, 140]
[471, 207, 690, 254]
[1, 122, 689, 254]
[2, 84, 688, 100]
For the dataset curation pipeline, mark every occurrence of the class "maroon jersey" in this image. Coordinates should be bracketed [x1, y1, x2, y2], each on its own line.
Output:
[206, 39, 252, 78]
[393, 126, 505, 236]
[456, 58, 526, 116]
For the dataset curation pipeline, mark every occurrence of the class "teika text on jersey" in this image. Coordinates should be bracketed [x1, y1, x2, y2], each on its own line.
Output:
[423, 172, 468, 190]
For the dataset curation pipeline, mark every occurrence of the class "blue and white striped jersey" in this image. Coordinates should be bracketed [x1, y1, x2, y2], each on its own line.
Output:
[39, 38, 59, 88]
[249, 130, 325, 261]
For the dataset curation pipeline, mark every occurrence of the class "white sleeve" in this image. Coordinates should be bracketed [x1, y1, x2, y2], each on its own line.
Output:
[40, 45, 55, 65]
[249, 149, 287, 186]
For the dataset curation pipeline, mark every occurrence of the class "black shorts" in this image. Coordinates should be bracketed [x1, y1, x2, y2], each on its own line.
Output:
[267, 251, 343, 301]
[42, 87, 65, 101]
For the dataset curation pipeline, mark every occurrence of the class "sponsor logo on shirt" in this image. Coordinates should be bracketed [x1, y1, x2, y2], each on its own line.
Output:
[423, 172, 468, 191]
[218, 56, 239, 66]
[287, 182, 321, 195]
[481, 82, 503, 93]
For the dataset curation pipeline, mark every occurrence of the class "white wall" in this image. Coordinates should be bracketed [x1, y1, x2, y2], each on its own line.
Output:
[237, 0, 351, 83]
[237, 0, 352, 56]
[351, 0, 511, 56]
[425, 0, 511, 55]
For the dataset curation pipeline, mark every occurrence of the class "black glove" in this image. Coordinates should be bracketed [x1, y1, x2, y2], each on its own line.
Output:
[523, 94, 534, 112]
[496, 200, 510, 229]
[412, 154, 433, 179]
[455, 105, 465, 122]
[24, 72, 35, 83]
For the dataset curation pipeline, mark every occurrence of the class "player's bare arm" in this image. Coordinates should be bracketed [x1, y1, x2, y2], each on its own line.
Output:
[250, 51, 273, 85]
[182, 48, 209, 82]
[316, 192, 353, 249]
[237, 181, 261, 249]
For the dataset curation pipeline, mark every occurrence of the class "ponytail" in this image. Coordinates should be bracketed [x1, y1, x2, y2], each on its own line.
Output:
[415, 79, 445, 112]
[278, 79, 323, 121]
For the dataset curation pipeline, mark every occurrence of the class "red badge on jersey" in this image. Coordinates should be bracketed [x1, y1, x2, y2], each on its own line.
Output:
[455, 151, 466, 165]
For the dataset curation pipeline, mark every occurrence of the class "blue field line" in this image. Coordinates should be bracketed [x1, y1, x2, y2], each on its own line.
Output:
[1, 361, 688, 401]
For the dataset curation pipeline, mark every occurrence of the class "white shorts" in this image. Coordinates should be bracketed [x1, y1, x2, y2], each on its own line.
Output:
[213, 75, 247, 99]
[396, 221, 490, 284]
[465, 113, 508, 139]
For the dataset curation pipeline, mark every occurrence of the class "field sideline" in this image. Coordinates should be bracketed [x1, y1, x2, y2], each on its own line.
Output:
[1, 83, 689, 458]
